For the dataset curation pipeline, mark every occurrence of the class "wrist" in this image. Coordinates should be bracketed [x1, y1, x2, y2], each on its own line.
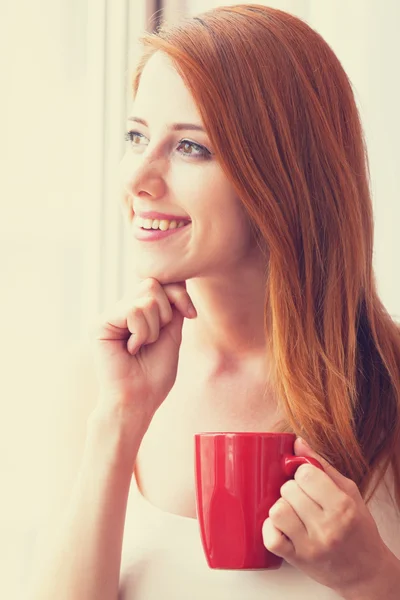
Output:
[91, 389, 152, 431]
[338, 550, 400, 600]
[87, 400, 150, 469]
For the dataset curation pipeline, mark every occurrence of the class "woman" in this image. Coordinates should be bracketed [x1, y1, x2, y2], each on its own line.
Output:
[29, 4, 400, 600]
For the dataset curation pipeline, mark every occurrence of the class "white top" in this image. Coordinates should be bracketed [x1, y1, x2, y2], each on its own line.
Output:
[119, 465, 400, 599]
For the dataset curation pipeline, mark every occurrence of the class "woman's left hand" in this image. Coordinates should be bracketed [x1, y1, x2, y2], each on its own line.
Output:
[262, 437, 400, 598]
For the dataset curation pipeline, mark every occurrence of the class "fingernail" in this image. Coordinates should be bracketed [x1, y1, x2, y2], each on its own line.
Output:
[187, 302, 197, 317]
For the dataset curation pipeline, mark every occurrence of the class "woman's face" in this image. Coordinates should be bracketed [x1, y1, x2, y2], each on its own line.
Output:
[119, 51, 258, 284]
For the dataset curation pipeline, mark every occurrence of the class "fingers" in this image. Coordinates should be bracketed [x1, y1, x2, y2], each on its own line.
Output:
[145, 279, 196, 323]
[262, 518, 294, 558]
[91, 278, 196, 352]
[126, 297, 160, 354]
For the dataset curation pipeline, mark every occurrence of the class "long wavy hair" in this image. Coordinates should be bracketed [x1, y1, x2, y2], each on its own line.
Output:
[131, 4, 400, 507]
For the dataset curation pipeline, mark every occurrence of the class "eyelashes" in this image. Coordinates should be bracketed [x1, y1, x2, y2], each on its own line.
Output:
[124, 130, 212, 160]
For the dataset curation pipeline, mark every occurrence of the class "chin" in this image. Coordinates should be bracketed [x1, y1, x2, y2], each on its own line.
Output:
[132, 263, 188, 285]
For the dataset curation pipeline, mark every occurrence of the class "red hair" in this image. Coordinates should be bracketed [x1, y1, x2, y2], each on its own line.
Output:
[132, 4, 400, 506]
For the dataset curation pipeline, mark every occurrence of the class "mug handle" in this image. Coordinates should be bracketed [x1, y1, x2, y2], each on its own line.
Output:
[283, 454, 323, 478]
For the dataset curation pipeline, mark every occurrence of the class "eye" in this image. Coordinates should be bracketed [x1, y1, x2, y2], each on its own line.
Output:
[124, 130, 148, 146]
[123, 130, 212, 160]
[177, 139, 211, 159]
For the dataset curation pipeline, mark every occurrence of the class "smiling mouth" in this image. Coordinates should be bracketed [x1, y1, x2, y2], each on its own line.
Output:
[135, 215, 191, 231]
[133, 219, 191, 241]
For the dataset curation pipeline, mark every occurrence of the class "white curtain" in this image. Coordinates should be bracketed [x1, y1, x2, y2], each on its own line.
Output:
[185, 0, 400, 321]
[0, 1, 149, 597]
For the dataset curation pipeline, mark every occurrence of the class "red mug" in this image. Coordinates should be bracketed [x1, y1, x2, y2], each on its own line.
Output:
[194, 432, 322, 570]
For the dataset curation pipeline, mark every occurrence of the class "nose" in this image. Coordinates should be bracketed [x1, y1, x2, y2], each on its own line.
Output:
[124, 155, 167, 205]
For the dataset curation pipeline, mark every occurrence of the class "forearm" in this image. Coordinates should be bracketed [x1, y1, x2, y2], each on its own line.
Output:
[28, 403, 149, 600]
[339, 552, 400, 600]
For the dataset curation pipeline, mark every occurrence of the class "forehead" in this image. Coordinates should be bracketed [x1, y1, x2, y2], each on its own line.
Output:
[132, 51, 203, 124]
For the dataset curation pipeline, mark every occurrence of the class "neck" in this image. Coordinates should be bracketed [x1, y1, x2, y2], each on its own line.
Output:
[177, 257, 281, 424]
[182, 258, 270, 372]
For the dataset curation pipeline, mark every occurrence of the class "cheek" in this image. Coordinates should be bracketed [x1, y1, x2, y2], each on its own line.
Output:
[171, 164, 214, 200]
[186, 176, 253, 251]
[175, 167, 240, 220]
[211, 194, 255, 247]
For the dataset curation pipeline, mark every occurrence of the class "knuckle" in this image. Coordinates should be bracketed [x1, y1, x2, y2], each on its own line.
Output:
[129, 296, 158, 316]
[335, 493, 353, 515]
[320, 529, 343, 553]
[341, 502, 359, 529]
[128, 305, 142, 319]
[141, 296, 158, 311]
[262, 523, 281, 552]
[143, 278, 159, 292]
[346, 478, 359, 497]
[265, 537, 281, 552]
[280, 479, 296, 497]
[268, 500, 288, 523]
[295, 464, 314, 483]
[269, 499, 287, 518]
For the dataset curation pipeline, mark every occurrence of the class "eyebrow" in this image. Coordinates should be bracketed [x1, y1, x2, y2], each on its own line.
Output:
[127, 116, 206, 133]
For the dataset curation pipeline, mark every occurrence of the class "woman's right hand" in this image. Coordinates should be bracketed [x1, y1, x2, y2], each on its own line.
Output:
[89, 278, 197, 425]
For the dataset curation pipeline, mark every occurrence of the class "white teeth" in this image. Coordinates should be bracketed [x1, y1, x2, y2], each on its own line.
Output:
[158, 220, 169, 231]
[137, 216, 188, 230]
